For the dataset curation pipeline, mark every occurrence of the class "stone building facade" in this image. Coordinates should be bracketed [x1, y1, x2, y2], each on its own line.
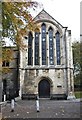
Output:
[2, 47, 19, 100]
[19, 10, 75, 99]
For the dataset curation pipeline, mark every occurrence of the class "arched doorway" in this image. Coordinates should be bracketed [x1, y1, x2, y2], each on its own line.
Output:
[38, 79, 50, 98]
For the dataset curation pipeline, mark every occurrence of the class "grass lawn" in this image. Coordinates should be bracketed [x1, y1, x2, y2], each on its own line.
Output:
[75, 91, 82, 98]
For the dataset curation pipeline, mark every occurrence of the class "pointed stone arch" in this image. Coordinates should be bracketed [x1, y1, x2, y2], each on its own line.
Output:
[48, 26, 53, 31]
[38, 79, 50, 98]
[34, 76, 53, 98]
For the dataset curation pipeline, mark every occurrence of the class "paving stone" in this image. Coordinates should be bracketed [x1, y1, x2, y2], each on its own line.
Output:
[2, 99, 81, 118]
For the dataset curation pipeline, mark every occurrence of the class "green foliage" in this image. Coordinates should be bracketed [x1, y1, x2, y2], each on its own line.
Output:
[1, 0, 41, 73]
[74, 74, 80, 85]
[2, 1, 39, 49]
[72, 41, 80, 73]
[72, 41, 82, 85]
[75, 91, 82, 98]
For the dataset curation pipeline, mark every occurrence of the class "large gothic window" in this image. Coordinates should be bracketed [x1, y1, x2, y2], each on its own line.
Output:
[56, 31, 60, 65]
[35, 29, 40, 65]
[49, 27, 54, 65]
[41, 23, 46, 65]
[28, 32, 33, 65]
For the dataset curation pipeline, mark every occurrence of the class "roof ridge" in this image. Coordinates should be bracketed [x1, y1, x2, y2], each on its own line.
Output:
[34, 9, 64, 28]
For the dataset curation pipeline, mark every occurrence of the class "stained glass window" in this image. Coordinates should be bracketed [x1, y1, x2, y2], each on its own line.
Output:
[35, 30, 39, 65]
[28, 32, 33, 65]
[56, 31, 60, 65]
[49, 27, 54, 65]
[41, 23, 46, 65]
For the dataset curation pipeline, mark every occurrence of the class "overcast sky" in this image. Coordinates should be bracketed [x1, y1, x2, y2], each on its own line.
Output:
[4, 0, 81, 46]
[32, 0, 81, 42]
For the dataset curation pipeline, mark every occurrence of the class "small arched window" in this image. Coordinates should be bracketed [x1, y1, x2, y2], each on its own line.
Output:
[49, 27, 54, 65]
[56, 31, 60, 65]
[35, 28, 40, 65]
[41, 23, 46, 65]
[28, 32, 33, 65]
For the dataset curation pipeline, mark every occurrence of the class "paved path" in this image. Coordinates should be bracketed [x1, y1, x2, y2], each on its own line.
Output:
[2, 99, 81, 119]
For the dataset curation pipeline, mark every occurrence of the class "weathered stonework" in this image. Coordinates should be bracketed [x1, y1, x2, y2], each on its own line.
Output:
[2, 47, 19, 100]
[19, 10, 75, 100]
[2, 10, 75, 100]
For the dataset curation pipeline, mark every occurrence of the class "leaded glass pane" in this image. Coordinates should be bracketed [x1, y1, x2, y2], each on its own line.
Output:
[49, 27, 54, 65]
[56, 31, 60, 65]
[41, 23, 46, 65]
[28, 32, 33, 65]
[35, 32, 39, 65]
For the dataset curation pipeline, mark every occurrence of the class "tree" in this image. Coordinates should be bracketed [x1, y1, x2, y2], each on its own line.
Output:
[2, 0, 40, 49]
[72, 42, 80, 75]
[1, 1, 42, 102]
[72, 41, 82, 86]
[2, 0, 42, 72]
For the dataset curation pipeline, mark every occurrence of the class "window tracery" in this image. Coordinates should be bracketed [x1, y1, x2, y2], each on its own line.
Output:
[49, 27, 54, 65]
[41, 23, 46, 65]
[28, 32, 33, 65]
[56, 31, 60, 65]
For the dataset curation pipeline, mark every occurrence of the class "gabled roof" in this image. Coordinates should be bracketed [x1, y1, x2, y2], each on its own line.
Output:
[34, 9, 66, 28]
